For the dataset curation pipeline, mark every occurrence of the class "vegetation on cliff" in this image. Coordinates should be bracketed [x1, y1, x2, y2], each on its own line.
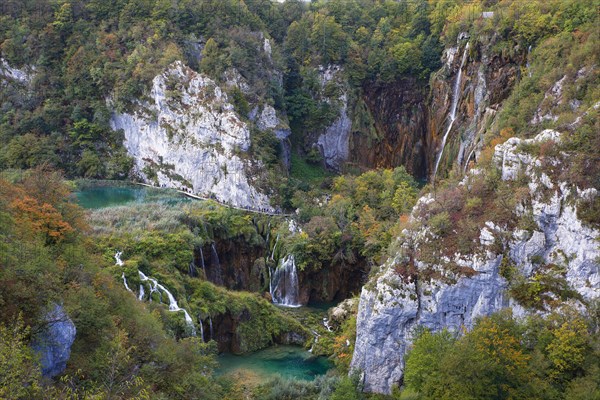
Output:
[0, 0, 598, 399]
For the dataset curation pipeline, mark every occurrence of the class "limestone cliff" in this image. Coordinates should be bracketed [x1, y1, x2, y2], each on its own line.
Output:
[352, 79, 428, 178]
[110, 61, 272, 210]
[350, 130, 600, 393]
[428, 34, 525, 179]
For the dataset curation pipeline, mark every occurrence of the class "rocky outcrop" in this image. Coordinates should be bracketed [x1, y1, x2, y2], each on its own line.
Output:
[351, 130, 600, 394]
[253, 104, 292, 170]
[0, 58, 32, 84]
[32, 304, 76, 378]
[110, 61, 272, 210]
[312, 65, 351, 171]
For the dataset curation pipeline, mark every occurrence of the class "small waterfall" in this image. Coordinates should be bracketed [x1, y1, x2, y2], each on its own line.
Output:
[209, 316, 213, 340]
[308, 329, 320, 353]
[433, 42, 470, 181]
[323, 317, 333, 332]
[138, 284, 145, 301]
[210, 243, 223, 285]
[463, 146, 477, 173]
[188, 261, 197, 277]
[270, 255, 301, 307]
[121, 273, 132, 292]
[199, 247, 207, 277]
[271, 234, 279, 261]
[139, 271, 196, 336]
[199, 319, 205, 342]
[115, 251, 124, 266]
[526, 45, 532, 78]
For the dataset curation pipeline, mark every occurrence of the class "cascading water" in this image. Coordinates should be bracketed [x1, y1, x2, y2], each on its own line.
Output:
[209, 316, 213, 340]
[432, 42, 470, 181]
[139, 271, 196, 336]
[138, 284, 145, 301]
[210, 243, 224, 285]
[115, 251, 124, 266]
[199, 247, 206, 277]
[199, 319, 205, 342]
[116, 251, 132, 292]
[121, 273, 132, 292]
[270, 255, 301, 307]
[271, 234, 279, 261]
[188, 261, 197, 277]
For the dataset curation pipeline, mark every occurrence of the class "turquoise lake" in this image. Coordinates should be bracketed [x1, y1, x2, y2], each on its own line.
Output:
[217, 345, 332, 383]
[74, 184, 190, 209]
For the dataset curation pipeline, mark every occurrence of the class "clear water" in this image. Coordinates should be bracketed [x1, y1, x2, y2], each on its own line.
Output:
[217, 345, 332, 383]
[74, 185, 190, 209]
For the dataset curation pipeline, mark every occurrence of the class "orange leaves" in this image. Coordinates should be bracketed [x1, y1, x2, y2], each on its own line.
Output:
[10, 195, 74, 243]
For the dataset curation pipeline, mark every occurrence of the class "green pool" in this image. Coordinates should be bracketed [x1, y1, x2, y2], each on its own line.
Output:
[74, 184, 190, 209]
[217, 345, 332, 383]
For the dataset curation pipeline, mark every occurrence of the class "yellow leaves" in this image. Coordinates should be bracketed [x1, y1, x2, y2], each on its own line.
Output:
[472, 317, 531, 372]
[546, 317, 588, 380]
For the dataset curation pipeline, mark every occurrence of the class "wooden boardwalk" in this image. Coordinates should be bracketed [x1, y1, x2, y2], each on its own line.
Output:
[134, 182, 294, 217]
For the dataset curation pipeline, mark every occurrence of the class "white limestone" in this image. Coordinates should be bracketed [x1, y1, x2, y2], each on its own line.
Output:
[351, 129, 600, 394]
[110, 61, 272, 210]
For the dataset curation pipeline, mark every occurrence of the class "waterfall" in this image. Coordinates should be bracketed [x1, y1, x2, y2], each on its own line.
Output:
[138, 284, 145, 301]
[463, 146, 477, 173]
[199, 319, 205, 342]
[433, 42, 470, 181]
[323, 317, 333, 332]
[199, 247, 206, 277]
[270, 255, 301, 307]
[209, 317, 213, 340]
[210, 243, 223, 285]
[188, 261, 197, 277]
[526, 45, 532, 78]
[138, 271, 196, 336]
[121, 273, 132, 292]
[115, 251, 124, 266]
[271, 234, 279, 261]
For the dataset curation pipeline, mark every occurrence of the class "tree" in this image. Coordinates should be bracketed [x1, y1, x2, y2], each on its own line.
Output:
[546, 316, 588, 383]
[404, 329, 455, 393]
[0, 316, 43, 400]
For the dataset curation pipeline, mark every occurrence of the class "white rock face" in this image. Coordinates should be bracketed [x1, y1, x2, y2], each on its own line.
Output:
[110, 61, 272, 210]
[316, 65, 351, 171]
[351, 130, 600, 394]
[0, 58, 32, 84]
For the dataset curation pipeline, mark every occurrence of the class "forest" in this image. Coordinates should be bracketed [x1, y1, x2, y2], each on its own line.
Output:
[1, 0, 599, 399]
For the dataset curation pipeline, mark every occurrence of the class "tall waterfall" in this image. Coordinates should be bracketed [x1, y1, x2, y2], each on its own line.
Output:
[210, 243, 223, 285]
[139, 271, 196, 336]
[433, 43, 470, 181]
[270, 255, 301, 307]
